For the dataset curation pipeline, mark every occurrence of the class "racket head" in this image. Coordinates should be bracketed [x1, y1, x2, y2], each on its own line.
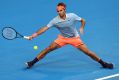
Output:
[2, 27, 17, 40]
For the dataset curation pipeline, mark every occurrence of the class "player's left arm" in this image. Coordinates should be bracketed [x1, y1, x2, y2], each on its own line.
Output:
[79, 18, 86, 34]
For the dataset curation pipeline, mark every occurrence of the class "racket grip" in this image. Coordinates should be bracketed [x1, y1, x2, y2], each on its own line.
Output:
[24, 36, 30, 39]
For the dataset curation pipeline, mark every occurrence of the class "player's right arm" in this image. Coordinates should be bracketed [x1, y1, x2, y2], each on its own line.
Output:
[28, 26, 49, 40]
[27, 18, 55, 40]
[36, 26, 49, 35]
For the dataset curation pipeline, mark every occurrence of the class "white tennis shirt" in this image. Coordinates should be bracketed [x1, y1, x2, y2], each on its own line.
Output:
[47, 13, 82, 38]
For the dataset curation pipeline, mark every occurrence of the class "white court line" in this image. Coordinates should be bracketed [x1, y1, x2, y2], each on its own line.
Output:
[95, 73, 119, 80]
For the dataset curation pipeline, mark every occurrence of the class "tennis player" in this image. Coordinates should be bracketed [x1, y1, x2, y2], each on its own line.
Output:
[26, 2, 114, 69]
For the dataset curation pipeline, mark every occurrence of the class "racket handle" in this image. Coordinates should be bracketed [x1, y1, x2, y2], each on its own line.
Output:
[24, 36, 30, 39]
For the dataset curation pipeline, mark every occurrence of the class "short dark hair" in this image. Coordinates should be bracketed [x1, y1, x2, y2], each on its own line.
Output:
[57, 2, 66, 9]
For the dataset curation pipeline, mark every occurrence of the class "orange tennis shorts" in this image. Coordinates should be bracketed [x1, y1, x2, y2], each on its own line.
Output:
[54, 35, 84, 48]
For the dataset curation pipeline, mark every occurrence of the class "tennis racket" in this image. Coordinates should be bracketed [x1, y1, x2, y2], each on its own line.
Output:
[2, 27, 29, 40]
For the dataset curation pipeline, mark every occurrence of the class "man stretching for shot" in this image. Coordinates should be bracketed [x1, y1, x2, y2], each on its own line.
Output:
[26, 2, 114, 69]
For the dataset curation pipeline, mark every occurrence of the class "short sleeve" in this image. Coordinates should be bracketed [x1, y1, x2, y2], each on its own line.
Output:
[72, 13, 82, 21]
[47, 19, 55, 28]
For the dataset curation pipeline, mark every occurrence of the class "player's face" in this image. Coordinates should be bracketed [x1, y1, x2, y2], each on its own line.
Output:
[57, 6, 66, 17]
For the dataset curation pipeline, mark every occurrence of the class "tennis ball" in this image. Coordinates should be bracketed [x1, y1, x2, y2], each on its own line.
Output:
[34, 45, 38, 50]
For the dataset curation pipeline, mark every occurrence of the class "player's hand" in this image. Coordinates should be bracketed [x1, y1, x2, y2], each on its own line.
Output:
[24, 36, 33, 40]
[28, 36, 33, 40]
[79, 27, 84, 35]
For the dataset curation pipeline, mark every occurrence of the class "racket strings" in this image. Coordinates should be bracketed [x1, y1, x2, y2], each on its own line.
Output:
[2, 28, 17, 39]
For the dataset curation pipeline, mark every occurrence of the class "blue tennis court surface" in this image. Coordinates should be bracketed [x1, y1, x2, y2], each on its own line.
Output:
[0, 0, 119, 80]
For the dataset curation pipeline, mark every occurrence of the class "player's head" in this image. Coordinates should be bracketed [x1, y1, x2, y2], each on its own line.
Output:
[57, 2, 66, 17]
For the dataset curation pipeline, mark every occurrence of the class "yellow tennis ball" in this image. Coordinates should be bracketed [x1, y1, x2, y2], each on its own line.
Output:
[34, 45, 38, 50]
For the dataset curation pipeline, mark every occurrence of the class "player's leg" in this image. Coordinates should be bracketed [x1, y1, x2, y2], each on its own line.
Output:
[26, 35, 67, 68]
[76, 44, 114, 69]
[36, 42, 61, 60]
[26, 42, 61, 68]
[77, 44, 100, 61]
